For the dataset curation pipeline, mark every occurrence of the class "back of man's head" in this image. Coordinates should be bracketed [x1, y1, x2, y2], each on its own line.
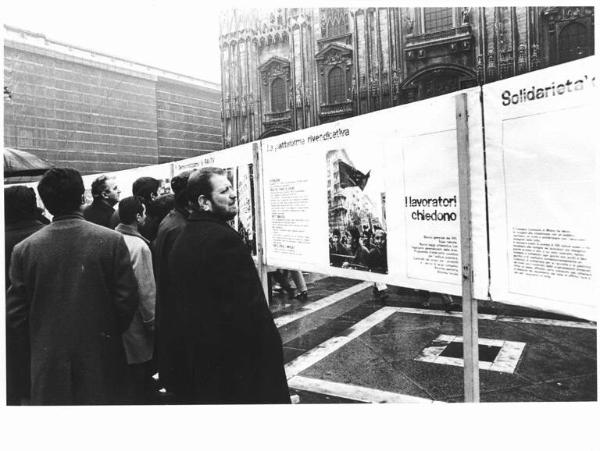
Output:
[147, 194, 175, 221]
[91, 175, 110, 198]
[171, 170, 193, 208]
[186, 167, 225, 208]
[132, 177, 160, 204]
[4, 186, 38, 223]
[118, 196, 144, 225]
[38, 168, 84, 216]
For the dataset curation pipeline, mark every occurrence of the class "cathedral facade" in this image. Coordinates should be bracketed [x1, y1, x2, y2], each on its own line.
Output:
[219, 7, 594, 147]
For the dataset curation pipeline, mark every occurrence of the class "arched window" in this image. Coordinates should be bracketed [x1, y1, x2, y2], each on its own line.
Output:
[423, 8, 453, 33]
[559, 22, 588, 63]
[271, 77, 286, 112]
[328, 67, 345, 103]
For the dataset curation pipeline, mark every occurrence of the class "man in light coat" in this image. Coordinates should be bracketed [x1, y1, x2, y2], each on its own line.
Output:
[115, 196, 157, 403]
[7, 168, 139, 405]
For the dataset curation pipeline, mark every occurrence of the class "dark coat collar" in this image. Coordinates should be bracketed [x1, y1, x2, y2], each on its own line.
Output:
[174, 205, 189, 218]
[90, 198, 115, 213]
[53, 212, 85, 222]
[115, 223, 149, 244]
[188, 210, 227, 225]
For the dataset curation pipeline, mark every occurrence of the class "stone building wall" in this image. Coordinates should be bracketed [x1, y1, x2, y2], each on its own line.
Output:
[219, 6, 594, 146]
[4, 26, 222, 175]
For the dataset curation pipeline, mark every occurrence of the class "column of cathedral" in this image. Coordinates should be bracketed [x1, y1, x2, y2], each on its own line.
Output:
[219, 41, 226, 148]
[289, 23, 298, 131]
[385, 8, 393, 108]
[223, 41, 232, 146]
[350, 9, 361, 115]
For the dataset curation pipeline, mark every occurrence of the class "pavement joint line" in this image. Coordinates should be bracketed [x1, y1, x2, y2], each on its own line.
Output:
[284, 307, 398, 379]
[274, 281, 372, 328]
[288, 375, 441, 404]
[383, 307, 596, 329]
[494, 315, 596, 329]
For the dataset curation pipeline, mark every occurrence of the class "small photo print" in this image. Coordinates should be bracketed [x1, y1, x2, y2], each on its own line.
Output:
[326, 149, 388, 274]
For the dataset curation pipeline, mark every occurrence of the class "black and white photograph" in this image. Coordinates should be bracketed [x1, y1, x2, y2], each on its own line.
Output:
[2, 2, 598, 450]
[326, 149, 387, 274]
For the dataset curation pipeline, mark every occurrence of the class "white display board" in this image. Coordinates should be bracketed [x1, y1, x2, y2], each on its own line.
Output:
[173, 144, 257, 255]
[261, 89, 488, 299]
[483, 56, 598, 321]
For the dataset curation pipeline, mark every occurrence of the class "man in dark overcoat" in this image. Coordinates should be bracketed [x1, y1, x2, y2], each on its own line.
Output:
[83, 174, 121, 228]
[168, 167, 290, 404]
[6, 168, 139, 405]
[152, 170, 192, 394]
[4, 186, 46, 405]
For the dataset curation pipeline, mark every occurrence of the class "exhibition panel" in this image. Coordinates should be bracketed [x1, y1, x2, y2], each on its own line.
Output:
[483, 56, 597, 321]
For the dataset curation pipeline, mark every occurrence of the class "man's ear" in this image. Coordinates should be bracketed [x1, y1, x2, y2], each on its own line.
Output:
[198, 195, 211, 212]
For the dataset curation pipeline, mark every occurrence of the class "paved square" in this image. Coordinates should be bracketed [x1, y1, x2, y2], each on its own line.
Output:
[285, 306, 596, 402]
[414, 334, 526, 373]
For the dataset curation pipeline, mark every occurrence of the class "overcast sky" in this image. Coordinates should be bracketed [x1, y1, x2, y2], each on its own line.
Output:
[4, 0, 224, 83]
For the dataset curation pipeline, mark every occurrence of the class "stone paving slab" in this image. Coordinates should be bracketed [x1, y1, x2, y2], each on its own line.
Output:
[286, 305, 596, 403]
[277, 276, 596, 403]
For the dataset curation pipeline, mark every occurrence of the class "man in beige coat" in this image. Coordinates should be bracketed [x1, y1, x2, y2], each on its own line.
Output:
[115, 196, 156, 403]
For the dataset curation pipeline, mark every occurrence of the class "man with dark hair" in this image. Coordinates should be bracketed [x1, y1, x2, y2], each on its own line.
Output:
[329, 228, 349, 267]
[111, 176, 161, 238]
[152, 170, 192, 394]
[4, 185, 46, 405]
[168, 167, 289, 404]
[115, 196, 156, 403]
[142, 193, 175, 242]
[367, 229, 388, 274]
[83, 174, 120, 228]
[6, 168, 139, 405]
[132, 176, 160, 205]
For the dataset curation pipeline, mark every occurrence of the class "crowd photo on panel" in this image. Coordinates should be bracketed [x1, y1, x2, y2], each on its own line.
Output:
[5, 167, 289, 405]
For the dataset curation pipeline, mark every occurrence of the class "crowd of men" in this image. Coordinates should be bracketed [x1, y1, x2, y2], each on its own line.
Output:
[329, 225, 388, 274]
[5, 167, 289, 405]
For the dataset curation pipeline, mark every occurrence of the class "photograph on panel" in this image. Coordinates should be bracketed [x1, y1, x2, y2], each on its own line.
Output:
[326, 148, 387, 274]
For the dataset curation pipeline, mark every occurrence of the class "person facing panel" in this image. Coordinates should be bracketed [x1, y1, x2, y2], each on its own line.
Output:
[167, 167, 290, 404]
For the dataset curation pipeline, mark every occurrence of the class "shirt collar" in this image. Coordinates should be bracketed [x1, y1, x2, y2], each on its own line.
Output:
[115, 223, 149, 244]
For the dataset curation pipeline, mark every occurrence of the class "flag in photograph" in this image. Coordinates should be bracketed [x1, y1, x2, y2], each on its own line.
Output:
[338, 160, 370, 190]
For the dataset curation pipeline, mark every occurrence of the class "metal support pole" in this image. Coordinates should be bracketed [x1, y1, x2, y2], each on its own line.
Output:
[252, 142, 270, 303]
[455, 93, 480, 402]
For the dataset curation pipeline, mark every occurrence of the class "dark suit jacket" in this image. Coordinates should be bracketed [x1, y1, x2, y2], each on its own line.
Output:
[7, 214, 139, 405]
[168, 210, 289, 404]
[83, 198, 116, 228]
